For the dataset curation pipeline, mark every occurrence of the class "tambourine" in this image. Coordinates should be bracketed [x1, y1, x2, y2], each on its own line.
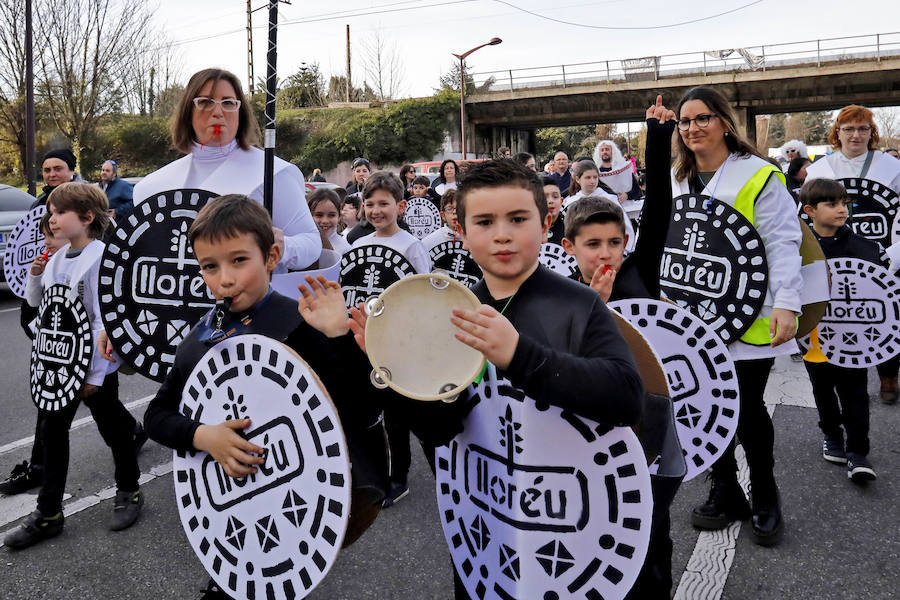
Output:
[363, 272, 485, 401]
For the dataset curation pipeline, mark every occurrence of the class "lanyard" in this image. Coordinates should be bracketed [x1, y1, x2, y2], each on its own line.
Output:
[698, 156, 728, 213]
[472, 294, 515, 385]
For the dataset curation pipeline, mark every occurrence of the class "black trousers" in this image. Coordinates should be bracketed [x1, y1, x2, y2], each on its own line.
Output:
[710, 358, 778, 504]
[876, 355, 899, 379]
[37, 372, 139, 516]
[803, 361, 869, 456]
[383, 404, 411, 486]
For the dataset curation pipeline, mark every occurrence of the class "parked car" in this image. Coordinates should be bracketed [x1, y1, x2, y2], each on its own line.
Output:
[0, 185, 38, 283]
[305, 181, 340, 193]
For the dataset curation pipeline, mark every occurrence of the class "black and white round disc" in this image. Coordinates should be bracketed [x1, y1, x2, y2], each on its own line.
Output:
[99, 189, 218, 381]
[404, 197, 442, 240]
[3, 206, 47, 299]
[660, 195, 768, 345]
[538, 242, 579, 277]
[340, 245, 416, 309]
[30, 284, 93, 411]
[797, 257, 900, 368]
[429, 240, 482, 288]
[609, 299, 740, 481]
[175, 335, 351, 600]
[436, 369, 652, 600]
[833, 178, 899, 252]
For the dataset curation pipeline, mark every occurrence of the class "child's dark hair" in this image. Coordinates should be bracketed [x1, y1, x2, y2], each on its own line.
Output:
[799, 178, 848, 208]
[441, 188, 458, 211]
[569, 159, 600, 196]
[412, 175, 431, 188]
[308, 188, 342, 214]
[456, 159, 546, 232]
[362, 171, 404, 203]
[189, 194, 274, 259]
[46, 182, 111, 240]
[564, 196, 626, 240]
[540, 174, 560, 189]
[40, 211, 53, 236]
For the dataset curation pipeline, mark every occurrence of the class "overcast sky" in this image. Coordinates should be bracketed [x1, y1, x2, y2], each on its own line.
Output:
[156, 0, 899, 104]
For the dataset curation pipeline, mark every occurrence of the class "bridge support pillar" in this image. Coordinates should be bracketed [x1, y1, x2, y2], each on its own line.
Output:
[733, 106, 757, 146]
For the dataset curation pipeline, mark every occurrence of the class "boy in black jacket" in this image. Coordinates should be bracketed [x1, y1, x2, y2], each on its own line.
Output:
[800, 178, 878, 482]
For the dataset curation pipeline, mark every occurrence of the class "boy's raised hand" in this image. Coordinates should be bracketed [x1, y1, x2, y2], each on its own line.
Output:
[298, 275, 350, 338]
[589, 266, 617, 303]
[646, 94, 676, 123]
[348, 303, 368, 353]
[193, 419, 265, 479]
[451, 305, 519, 369]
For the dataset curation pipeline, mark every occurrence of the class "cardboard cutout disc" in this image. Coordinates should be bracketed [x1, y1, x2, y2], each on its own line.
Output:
[30, 284, 93, 411]
[538, 242, 579, 277]
[404, 197, 442, 240]
[609, 311, 668, 399]
[429, 240, 482, 288]
[175, 335, 351, 600]
[435, 367, 652, 600]
[99, 189, 218, 381]
[797, 257, 900, 368]
[660, 195, 768, 345]
[340, 245, 416, 309]
[609, 299, 740, 481]
[821, 178, 898, 252]
[3, 206, 46, 299]
[797, 218, 830, 338]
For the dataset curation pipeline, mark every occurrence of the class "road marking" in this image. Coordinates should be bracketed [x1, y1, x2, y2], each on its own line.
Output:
[0, 461, 172, 547]
[0, 394, 155, 457]
[674, 358, 812, 600]
[0, 306, 21, 314]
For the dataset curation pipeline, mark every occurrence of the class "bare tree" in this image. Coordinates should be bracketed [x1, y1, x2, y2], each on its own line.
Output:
[361, 30, 405, 101]
[122, 30, 182, 117]
[874, 107, 900, 145]
[36, 0, 151, 164]
[0, 1, 33, 179]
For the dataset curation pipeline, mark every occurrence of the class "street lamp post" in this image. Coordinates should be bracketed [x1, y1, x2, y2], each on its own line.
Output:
[453, 37, 501, 160]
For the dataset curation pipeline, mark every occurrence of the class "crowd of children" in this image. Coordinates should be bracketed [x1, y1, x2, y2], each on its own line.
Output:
[1, 86, 897, 600]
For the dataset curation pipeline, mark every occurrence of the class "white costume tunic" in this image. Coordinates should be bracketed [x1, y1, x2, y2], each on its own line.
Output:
[806, 149, 900, 194]
[422, 225, 459, 253]
[351, 229, 431, 274]
[134, 141, 321, 271]
[671, 154, 803, 361]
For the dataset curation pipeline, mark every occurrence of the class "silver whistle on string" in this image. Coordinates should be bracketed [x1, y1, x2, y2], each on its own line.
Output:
[211, 297, 233, 339]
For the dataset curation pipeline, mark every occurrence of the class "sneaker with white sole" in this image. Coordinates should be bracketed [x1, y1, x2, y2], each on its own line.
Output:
[382, 482, 409, 508]
[847, 453, 876, 483]
[822, 438, 847, 464]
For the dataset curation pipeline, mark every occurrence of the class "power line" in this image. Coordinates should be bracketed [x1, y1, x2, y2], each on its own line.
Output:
[489, 0, 765, 30]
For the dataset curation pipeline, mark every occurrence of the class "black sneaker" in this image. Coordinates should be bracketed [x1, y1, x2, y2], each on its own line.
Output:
[382, 482, 409, 508]
[133, 422, 149, 455]
[3, 510, 64, 549]
[847, 453, 876, 483]
[822, 438, 847, 464]
[750, 488, 783, 547]
[110, 489, 144, 531]
[0, 461, 42, 496]
[691, 475, 751, 530]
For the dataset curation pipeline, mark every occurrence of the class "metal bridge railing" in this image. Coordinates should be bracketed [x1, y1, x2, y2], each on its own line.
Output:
[469, 32, 900, 94]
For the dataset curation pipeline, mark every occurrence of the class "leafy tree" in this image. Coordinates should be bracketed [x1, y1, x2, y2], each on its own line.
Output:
[278, 63, 326, 109]
[326, 76, 376, 103]
[438, 61, 494, 95]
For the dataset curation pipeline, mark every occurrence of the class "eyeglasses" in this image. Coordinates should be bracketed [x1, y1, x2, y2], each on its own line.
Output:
[677, 114, 718, 131]
[192, 97, 241, 112]
[839, 126, 872, 135]
[443, 206, 457, 213]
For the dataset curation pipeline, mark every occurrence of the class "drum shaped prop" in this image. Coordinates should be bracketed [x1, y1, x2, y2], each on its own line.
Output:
[660, 195, 768, 345]
[31, 284, 93, 412]
[435, 365, 652, 600]
[364, 272, 485, 401]
[174, 335, 351, 600]
[3, 206, 46, 299]
[99, 189, 219, 381]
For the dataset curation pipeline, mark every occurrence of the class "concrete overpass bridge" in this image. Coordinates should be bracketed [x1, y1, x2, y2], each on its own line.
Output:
[456, 32, 900, 155]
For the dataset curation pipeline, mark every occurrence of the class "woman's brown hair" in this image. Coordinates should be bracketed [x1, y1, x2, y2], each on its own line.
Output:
[673, 86, 763, 183]
[171, 69, 261, 154]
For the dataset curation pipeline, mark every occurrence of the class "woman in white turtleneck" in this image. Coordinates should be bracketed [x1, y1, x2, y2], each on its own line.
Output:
[134, 69, 321, 271]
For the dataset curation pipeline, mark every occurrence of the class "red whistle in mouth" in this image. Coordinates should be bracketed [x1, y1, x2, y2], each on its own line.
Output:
[602, 265, 611, 274]
[41, 249, 50, 261]
[213, 124, 221, 136]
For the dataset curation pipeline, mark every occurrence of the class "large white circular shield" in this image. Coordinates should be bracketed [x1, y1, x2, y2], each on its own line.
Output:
[3, 206, 46, 299]
[840, 178, 899, 251]
[174, 335, 351, 600]
[538, 242, 579, 277]
[609, 299, 740, 481]
[798, 257, 900, 368]
[30, 283, 93, 411]
[404, 197, 442, 240]
[339, 245, 416, 309]
[99, 189, 219, 381]
[436, 370, 652, 600]
[429, 240, 482, 288]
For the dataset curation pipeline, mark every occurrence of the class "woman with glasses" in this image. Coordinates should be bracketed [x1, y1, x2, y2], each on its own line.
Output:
[806, 105, 900, 405]
[671, 86, 802, 548]
[345, 158, 372, 196]
[133, 68, 321, 271]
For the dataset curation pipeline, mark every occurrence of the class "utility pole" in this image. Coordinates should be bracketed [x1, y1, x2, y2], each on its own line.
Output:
[25, 0, 35, 196]
[247, 0, 255, 95]
[346, 24, 351, 102]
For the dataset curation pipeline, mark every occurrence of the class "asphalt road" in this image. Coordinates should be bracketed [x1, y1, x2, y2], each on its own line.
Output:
[0, 287, 898, 600]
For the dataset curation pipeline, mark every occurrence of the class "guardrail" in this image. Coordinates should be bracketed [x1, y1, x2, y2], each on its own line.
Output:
[469, 32, 900, 94]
